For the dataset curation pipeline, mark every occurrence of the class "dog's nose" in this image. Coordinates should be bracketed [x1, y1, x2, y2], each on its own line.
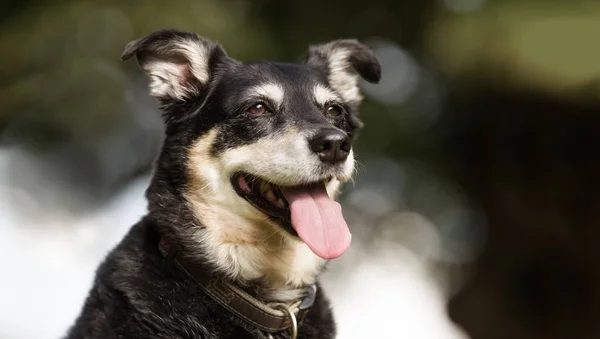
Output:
[310, 129, 351, 164]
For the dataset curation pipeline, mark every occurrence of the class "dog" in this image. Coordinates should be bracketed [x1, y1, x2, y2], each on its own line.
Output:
[65, 29, 380, 339]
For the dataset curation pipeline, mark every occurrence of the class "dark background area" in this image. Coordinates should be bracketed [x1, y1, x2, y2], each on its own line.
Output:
[2, 0, 600, 338]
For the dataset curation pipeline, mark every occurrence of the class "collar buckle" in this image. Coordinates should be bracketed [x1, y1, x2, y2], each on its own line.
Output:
[273, 304, 298, 339]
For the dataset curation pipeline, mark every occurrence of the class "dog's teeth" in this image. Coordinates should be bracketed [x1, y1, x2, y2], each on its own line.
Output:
[265, 190, 277, 203]
[259, 181, 270, 194]
[276, 198, 286, 208]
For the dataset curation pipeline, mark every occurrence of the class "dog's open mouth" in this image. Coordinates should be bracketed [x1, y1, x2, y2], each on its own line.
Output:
[232, 173, 351, 260]
[232, 173, 290, 222]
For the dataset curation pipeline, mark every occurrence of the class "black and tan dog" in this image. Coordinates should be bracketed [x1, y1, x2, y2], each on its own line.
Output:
[65, 29, 380, 339]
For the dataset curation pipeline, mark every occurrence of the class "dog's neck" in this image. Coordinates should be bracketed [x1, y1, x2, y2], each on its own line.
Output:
[147, 178, 326, 302]
[183, 199, 327, 302]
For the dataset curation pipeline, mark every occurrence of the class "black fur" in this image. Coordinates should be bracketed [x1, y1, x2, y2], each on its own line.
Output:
[65, 29, 380, 339]
[65, 219, 336, 339]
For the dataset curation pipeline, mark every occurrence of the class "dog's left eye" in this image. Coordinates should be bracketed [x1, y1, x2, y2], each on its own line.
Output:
[325, 105, 343, 117]
[246, 103, 268, 115]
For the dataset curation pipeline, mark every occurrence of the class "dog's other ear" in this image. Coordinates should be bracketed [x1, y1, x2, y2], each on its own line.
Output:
[121, 29, 230, 102]
[306, 39, 381, 106]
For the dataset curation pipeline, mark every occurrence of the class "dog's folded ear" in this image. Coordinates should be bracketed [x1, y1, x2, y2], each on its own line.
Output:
[121, 29, 230, 102]
[306, 39, 381, 106]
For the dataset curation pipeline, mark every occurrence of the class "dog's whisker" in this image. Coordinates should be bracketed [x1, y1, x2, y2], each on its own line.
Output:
[354, 159, 367, 174]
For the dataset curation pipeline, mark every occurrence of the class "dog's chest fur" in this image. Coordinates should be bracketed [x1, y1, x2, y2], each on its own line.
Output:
[66, 218, 336, 339]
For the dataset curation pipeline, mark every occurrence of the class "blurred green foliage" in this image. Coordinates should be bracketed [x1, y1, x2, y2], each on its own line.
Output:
[2, 0, 599, 154]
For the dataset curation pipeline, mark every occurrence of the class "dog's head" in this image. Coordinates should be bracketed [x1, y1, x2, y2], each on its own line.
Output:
[123, 29, 380, 263]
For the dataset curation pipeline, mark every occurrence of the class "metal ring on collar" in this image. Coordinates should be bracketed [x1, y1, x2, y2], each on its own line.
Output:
[274, 304, 298, 339]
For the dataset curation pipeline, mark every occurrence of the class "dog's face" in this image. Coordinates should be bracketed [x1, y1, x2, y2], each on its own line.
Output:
[122, 30, 380, 264]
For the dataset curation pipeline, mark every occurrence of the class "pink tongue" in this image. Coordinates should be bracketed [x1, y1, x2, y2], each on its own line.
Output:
[281, 183, 351, 259]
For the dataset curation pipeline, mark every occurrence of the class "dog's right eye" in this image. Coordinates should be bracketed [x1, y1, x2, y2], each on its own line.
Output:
[246, 103, 268, 115]
[325, 105, 343, 117]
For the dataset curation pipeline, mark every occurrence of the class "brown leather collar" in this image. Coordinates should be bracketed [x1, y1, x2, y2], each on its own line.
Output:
[158, 238, 317, 334]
